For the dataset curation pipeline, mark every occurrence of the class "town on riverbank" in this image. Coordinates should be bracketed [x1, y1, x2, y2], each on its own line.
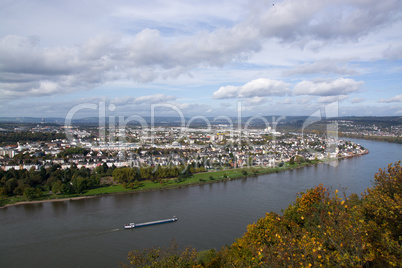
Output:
[0, 120, 374, 207]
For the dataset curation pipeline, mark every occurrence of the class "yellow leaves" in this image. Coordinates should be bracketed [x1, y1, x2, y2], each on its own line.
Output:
[275, 233, 281, 239]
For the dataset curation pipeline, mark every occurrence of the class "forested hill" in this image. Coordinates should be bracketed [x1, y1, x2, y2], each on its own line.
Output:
[121, 161, 402, 267]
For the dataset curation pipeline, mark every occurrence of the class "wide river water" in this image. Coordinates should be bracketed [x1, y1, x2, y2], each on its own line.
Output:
[0, 139, 401, 267]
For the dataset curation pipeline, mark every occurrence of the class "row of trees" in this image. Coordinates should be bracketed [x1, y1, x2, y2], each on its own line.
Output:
[0, 162, 114, 199]
[112, 163, 205, 184]
[0, 160, 207, 200]
[57, 147, 89, 158]
[122, 161, 401, 267]
[0, 131, 66, 145]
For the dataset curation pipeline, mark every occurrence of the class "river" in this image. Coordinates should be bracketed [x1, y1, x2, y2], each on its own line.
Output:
[0, 139, 401, 267]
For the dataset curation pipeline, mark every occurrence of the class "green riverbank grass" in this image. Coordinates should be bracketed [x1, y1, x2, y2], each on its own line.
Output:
[1, 161, 321, 207]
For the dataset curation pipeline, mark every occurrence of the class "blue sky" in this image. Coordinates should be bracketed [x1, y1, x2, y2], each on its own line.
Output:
[0, 0, 401, 119]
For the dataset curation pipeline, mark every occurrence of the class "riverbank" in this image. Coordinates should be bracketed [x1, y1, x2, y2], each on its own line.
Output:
[0, 195, 100, 208]
[340, 134, 402, 144]
[0, 165, 290, 208]
[0, 152, 369, 208]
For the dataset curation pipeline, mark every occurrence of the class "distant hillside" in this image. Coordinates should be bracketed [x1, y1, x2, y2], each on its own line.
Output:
[0, 116, 400, 127]
[0, 117, 65, 124]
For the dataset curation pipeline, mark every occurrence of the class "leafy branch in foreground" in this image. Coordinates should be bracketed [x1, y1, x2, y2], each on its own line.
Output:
[120, 240, 199, 268]
[121, 161, 401, 267]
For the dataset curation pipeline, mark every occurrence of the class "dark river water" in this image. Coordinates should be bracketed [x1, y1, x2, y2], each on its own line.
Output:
[0, 139, 401, 267]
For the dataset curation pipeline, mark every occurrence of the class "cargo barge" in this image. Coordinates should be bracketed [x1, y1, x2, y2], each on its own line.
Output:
[124, 216, 178, 229]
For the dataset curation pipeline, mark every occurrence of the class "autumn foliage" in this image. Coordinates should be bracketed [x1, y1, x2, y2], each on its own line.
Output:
[122, 161, 401, 267]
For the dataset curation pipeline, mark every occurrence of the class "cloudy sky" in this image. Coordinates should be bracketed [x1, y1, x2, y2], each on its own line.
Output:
[1, 0, 401, 119]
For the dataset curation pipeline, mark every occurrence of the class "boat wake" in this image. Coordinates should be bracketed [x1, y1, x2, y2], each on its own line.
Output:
[106, 228, 121, 233]
[94, 228, 121, 235]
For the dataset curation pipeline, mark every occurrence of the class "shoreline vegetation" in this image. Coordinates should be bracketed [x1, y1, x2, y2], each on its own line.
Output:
[0, 150, 368, 208]
[340, 133, 402, 144]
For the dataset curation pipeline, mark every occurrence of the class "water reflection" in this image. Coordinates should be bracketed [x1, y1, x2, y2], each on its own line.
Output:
[22, 203, 43, 214]
[51, 201, 68, 216]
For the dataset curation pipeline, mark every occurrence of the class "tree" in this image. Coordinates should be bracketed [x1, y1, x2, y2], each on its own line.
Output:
[360, 161, 401, 264]
[5, 178, 18, 195]
[123, 240, 198, 268]
[139, 167, 153, 180]
[178, 166, 192, 179]
[295, 155, 305, 164]
[289, 157, 295, 165]
[23, 187, 36, 200]
[71, 176, 88, 194]
[113, 167, 138, 183]
[60, 183, 74, 195]
[52, 180, 62, 194]
[23, 187, 42, 200]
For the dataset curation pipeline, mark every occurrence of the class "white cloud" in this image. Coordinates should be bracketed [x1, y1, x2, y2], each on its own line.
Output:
[296, 96, 314, 105]
[250, 0, 401, 44]
[318, 95, 349, 103]
[293, 78, 364, 96]
[104, 94, 177, 107]
[283, 59, 358, 76]
[245, 96, 268, 106]
[276, 98, 293, 105]
[378, 94, 402, 103]
[134, 94, 176, 103]
[213, 78, 290, 99]
[383, 45, 402, 60]
[0, 34, 115, 99]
